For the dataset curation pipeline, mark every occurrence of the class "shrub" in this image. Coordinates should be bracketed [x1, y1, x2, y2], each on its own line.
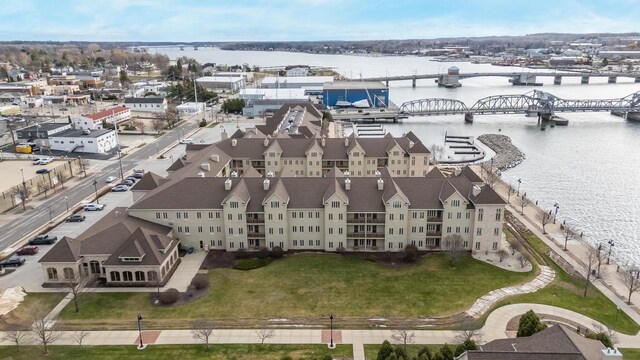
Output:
[233, 258, 272, 270]
[235, 248, 249, 259]
[403, 244, 419, 263]
[255, 248, 271, 259]
[377, 340, 394, 360]
[159, 288, 179, 304]
[270, 246, 285, 258]
[517, 310, 547, 337]
[438, 344, 454, 360]
[417, 346, 432, 359]
[191, 274, 209, 290]
[199, 119, 207, 127]
[336, 246, 346, 255]
[455, 339, 478, 357]
[280, 356, 293, 360]
[586, 332, 613, 348]
[320, 355, 332, 360]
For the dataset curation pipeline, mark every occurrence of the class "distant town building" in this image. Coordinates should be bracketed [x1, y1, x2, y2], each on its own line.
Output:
[75, 105, 131, 130]
[285, 65, 310, 77]
[238, 88, 308, 101]
[260, 76, 334, 94]
[49, 129, 118, 153]
[196, 76, 245, 92]
[176, 102, 205, 114]
[124, 97, 168, 113]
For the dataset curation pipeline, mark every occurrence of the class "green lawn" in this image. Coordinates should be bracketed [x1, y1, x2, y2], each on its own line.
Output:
[490, 230, 640, 335]
[0, 292, 66, 330]
[620, 349, 640, 360]
[58, 253, 532, 328]
[0, 344, 352, 360]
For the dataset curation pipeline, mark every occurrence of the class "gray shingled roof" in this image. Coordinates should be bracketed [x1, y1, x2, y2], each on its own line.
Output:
[39, 236, 81, 263]
[131, 171, 165, 191]
[124, 97, 165, 104]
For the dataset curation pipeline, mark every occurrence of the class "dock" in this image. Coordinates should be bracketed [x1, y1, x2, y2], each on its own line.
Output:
[352, 123, 387, 138]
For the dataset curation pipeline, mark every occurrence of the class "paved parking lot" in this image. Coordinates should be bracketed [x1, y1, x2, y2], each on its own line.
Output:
[0, 191, 133, 292]
[0, 159, 66, 193]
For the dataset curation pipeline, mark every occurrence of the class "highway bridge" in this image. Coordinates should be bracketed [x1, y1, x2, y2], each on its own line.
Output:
[361, 71, 640, 87]
[399, 90, 640, 121]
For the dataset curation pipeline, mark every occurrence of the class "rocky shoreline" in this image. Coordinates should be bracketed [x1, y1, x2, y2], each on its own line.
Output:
[477, 134, 525, 172]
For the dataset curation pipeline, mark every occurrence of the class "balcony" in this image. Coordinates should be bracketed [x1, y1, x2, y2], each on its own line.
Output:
[246, 218, 264, 224]
[346, 216, 385, 224]
[247, 233, 265, 238]
[427, 216, 443, 222]
[347, 232, 385, 238]
[426, 231, 442, 236]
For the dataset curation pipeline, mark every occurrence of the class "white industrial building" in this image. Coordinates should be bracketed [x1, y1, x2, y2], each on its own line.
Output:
[75, 106, 131, 130]
[176, 102, 205, 114]
[285, 66, 310, 77]
[124, 97, 168, 113]
[49, 129, 118, 153]
[238, 88, 308, 101]
[196, 76, 245, 92]
[259, 76, 333, 94]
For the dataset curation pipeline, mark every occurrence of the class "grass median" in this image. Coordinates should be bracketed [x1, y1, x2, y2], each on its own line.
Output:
[0, 344, 353, 360]
[58, 253, 532, 328]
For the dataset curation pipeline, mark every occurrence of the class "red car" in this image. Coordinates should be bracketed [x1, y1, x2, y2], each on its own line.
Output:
[16, 246, 39, 255]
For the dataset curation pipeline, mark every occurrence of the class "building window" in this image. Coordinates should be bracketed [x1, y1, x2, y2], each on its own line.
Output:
[63, 267, 74, 280]
[494, 228, 500, 236]
[329, 241, 334, 248]
[457, 212, 462, 219]
[478, 209, 484, 221]
[197, 212, 202, 219]
[496, 209, 502, 221]
[147, 271, 157, 282]
[476, 228, 482, 236]
[393, 201, 402, 208]
[230, 201, 239, 209]
[47, 268, 58, 280]
[293, 240, 298, 246]
[475, 242, 481, 250]
[452, 200, 460, 207]
[446, 226, 451, 233]
[331, 201, 340, 208]
[492, 242, 498, 250]
[89, 260, 100, 274]
[123, 271, 133, 282]
[463, 241, 469, 248]
[110, 271, 121, 282]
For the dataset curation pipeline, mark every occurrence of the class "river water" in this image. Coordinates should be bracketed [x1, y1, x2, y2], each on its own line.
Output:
[155, 47, 640, 266]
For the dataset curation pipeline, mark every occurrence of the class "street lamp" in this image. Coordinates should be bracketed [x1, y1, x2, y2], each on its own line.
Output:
[597, 243, 603, 278]
[136, 314, 145, 350]
[64, 196, 69, 212]
[607, 240, 615, 264]
[329, 313, 335, 349]
[553, 203, 559, 224]
[117, 150, 124, 179]
[19, 167, 27, 210]
[516, 178, 521, 196]
[92, 179, 99, 204]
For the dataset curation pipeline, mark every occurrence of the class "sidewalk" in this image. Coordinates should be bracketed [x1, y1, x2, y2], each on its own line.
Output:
[471, 165, 640, 328]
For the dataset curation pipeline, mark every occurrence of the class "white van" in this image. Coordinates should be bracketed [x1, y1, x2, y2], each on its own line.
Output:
[33, 157, 53, 165]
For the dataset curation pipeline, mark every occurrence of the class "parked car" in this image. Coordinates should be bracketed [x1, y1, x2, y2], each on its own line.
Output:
[132, 172, 145, 179]
[28, 234, 58, 245]
[119, 180, 134, 186]
[179, 138, 194, 144]
[16, 246, 39, 255]
[59, 107, 68, 111]
[111, 185, 129, 192]
[0, 256, 25, 267]
[66, 214, 86, 222]
[125, 176, 138, 182]
[36, 168, 50, 174]
[106, 176, 117, 183]
[84, 203, 105, 211]
[34, 157, 53, 165]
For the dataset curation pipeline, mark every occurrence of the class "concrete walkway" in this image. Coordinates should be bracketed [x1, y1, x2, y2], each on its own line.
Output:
[465, 266, 555, 318]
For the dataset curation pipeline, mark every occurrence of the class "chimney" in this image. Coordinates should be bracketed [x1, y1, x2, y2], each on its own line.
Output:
[343, 170, 350, 177]
[224, 178, 232, 190]
[375, 169, 381, 177]
[344, 138, 349, 147]
[231, 170, 238, 177]
[263, 178, 270, 190]
[472, 185, 481, 197]
[600, 348, 623, 360]
[200, 163, 210, 171]
[197, 171, 205, 177]
[264, 137, 269, 147]
[409, 141, 414, 149]
[454, 167, 462, 176]
[377, 178, 384, 191]
[231, 138, 237, 147]
[210, 154, 219, 162]
[321, 136, 326, 147]
[344, 178, 351, 191]
[221, 129, 228, 140]
[266, 170, 274, 178]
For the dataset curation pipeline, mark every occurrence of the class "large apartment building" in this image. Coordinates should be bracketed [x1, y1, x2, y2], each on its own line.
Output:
[40, 126, 505, 287]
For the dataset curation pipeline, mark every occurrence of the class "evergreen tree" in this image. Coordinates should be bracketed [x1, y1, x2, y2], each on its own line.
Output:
[377, 340, 394, 360]
[517, 310, 547, 337]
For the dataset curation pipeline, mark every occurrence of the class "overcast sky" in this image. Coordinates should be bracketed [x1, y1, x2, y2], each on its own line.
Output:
[1, 0, 639, 41]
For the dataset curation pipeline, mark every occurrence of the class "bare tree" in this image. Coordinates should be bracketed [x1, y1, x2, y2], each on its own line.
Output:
[536, 209, 553, 234]
[10, 184, 30, 211]
[391, 327, 415, 353]
[191, 319, 214, 350]
[484, 166, 500, 189]
[28, 299, 61, 354]
[131, 118, 146, 134]
[2, 329, 30, 352]
[443, 234, 466, 261]
[152, 117, 166, 132]
[73, 330, 89, 348]
[514, 195, 530, 215]
[37, 178, 53, 199]
[256, 328, 274, 344]
[497, 249, 509, 262]
[508, 242, 518, 256]
[429, 144, 444, 164]
[159, 106, 180, 129]
[517, 254, 530, 269]
[67, 273, 95, 313]
[582, 247, 600, 297]
[455, 320, 482, 343]
[562, 224, 580, 251]
[617, 269, 640, 305]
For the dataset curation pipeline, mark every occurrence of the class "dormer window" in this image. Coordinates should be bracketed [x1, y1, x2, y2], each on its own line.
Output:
[120, 257, 142, 262]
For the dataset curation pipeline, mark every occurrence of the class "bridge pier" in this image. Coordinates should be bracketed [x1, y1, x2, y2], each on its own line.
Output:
[581, 76, 589, 84]
[386, 80, 389, 87]
[608, 76, 617, 84]
[554, 76, 562, 85]
[412, 78, 416, 88]
[464, 113, 474, 123]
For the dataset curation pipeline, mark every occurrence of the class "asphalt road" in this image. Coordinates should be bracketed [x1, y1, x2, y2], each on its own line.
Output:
[0, 119, 199, 252]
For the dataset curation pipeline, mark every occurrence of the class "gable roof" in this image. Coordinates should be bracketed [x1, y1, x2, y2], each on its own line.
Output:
[124, 97, 165, 104]
[39, 236, 80, 263]
[461, 166, 483, 183]
[131, 171, 165, 191]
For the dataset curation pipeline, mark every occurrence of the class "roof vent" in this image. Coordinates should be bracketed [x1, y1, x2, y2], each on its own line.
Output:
[266, 170, 274, 178]
[224, 178, 232, 190]
[200, 163, 210, 171]
[409, 141, 415, 149]
[231, 138, 237, 147]
[344, 178, 351, 191]
[454, 167, 462, 176]
[210, 154, 219, 162]
[231, 170, 238, 177]
[321, 136, 326, 147]
[263, 178, 270, 190]
[343, 170, 350, 176]
[601, 347, 623, 359]
[264, 138, 269, 147]
[375, 170, 381, 177]
[377, 178, 384, 191]
[472, 184, 481, 197]
[344, 138, 349, 147]
[220, 129, 228, 140]
[197, 171, 205, 177]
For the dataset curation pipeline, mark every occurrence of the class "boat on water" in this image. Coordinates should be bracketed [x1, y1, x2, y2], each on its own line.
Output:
[352, 99, 370, 108]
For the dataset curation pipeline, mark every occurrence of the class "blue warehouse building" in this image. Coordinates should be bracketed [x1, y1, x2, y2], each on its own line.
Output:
[323, 81, 389, 108]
